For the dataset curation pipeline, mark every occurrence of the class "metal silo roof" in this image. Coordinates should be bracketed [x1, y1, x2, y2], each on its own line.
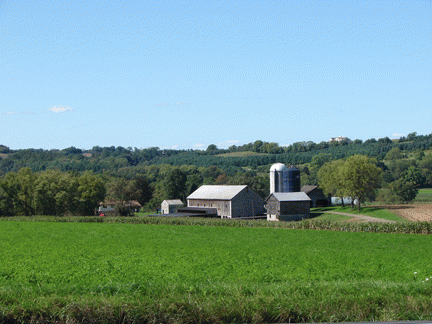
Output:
[270, 163, 288, 172]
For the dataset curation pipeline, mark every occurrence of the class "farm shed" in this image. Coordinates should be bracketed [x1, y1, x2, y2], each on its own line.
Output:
[187, 185, 265, 218]
[265, 192, 311, 221]
[301, 185, 330, 208]
[161, 199, 184, 214]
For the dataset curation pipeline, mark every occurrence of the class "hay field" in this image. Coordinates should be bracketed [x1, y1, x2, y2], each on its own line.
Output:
[387, 204, 432, 222]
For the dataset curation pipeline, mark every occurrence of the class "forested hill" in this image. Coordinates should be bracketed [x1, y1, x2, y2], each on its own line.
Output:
[1, 132, 432, 175]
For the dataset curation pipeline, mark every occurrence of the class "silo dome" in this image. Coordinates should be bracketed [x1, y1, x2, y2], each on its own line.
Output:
[270, 163, 288, 172]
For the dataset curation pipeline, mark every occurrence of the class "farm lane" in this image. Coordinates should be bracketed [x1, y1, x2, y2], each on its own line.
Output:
[323, 211, 395, 223]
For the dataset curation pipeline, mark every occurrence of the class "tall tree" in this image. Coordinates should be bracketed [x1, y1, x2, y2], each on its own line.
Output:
[1, 168, 36, 215]
[163, 168, 187, 201]
[339, 155, 382, 211]
[134, 177, 153, 206]
[318, 159, 346, 207]
[76, 172, 106, 215]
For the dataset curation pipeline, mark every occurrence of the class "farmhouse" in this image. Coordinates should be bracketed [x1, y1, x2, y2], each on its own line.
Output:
[187, 185, 265, 218]
[265, 192, 311, 221]
[161, 199, 184, 214]
[329, 136, 352, 144]
[301, 185, 330, 208]
[98, 200, 142, 215]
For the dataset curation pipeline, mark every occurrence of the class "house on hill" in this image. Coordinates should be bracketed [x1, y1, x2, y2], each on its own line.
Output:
[161, 199, 184, 214]
[301, 185, 330, 208]
[265, 192, 311, 221]
[187, 185, 264, 218]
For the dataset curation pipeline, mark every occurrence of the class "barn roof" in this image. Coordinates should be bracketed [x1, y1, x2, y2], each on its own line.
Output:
[162, 199, 183, 205]
[301, 185, 318, 194]
[187, 185, 248, 200]
[267, 192, 311, 202]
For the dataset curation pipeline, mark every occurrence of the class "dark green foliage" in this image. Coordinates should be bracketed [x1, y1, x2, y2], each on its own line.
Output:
[0, 169, 105, 216]
[385, 147, 403, 160]
[0, 145, 10, 154]
[134, 177, 153, 206]
[402, 166, 425, 187]
[1, 132, 432, 213]
[1, 132, 432, 174]
[163, 167, 187, 200]
[389, 179, 418, 202]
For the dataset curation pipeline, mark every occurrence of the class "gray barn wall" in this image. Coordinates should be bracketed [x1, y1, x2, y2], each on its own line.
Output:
[231, 187, 265, 218]
[187, 199, 231, 217]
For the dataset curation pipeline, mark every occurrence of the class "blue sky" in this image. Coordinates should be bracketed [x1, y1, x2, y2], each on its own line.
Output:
[1, 0, 431, 150]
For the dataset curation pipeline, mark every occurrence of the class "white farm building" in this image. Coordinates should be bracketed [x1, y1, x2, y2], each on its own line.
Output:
[161, 199, 184, 214]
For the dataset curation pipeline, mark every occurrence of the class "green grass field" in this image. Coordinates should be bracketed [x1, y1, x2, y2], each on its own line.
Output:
[415, 189, 432, 203]
[310, 211, 353, 221]
[2, 221, 432, 323]
[313, 206, 405, 221]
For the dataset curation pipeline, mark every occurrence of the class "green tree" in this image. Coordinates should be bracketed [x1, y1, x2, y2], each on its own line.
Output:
[389, 179, 418, 203]
[206, 144, 218, 153]
[0, 185, 13, 216]
[186, 173, 203, 196]
[33, 170, 61, 215]
[339, 155, 382, 211]
[76, 172, 106, 215]
[106, 178, 138, 215]
[1, 168, 36, 215]
[318, 159, 346, 206]
[402, 166, 425, 188]
[134, 177, 153, 206]
[308, 153, 332, 185]
[385, 147, 403, 160]
[163, 168, 187, 200]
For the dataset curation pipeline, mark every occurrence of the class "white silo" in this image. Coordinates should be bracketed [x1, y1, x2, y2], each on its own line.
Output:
[270, 163, 301, 194]
[270, 163, 289, 194]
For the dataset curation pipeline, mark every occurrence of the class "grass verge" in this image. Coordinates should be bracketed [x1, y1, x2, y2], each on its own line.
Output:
[415, 189, 432, 203]
[316, 206, 405, 221]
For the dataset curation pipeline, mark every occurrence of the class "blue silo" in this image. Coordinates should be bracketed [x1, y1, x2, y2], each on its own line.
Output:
[285, 165, 301, 192]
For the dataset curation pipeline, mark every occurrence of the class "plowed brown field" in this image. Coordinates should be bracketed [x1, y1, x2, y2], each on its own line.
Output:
[386, 204, 432, 222]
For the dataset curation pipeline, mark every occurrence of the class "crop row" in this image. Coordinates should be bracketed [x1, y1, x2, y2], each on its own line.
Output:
[2, 215, 432, 234]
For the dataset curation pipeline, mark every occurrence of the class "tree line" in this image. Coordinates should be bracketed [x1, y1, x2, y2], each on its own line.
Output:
[1, 132, 432, 216]
[0, 164, 269, 216]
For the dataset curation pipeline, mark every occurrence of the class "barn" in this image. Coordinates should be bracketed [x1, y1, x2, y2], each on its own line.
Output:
[187, 185, 265, 218]
[301, 185, 330, 208]
[265, 192, 311, 221]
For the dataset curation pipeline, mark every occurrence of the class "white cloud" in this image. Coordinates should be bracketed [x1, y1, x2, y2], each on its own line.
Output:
[392, 133, 404, 138]
[193, 143, 205, 149]
[1, 111, 15, 115]
[49, 105, 73, 113]
[162, 145, 179, 150]
[217, 140, 240, 148]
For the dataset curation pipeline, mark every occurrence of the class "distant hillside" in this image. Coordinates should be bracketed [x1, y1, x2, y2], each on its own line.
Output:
[0, 132, 431, 175]
[216, 151, 264, 157]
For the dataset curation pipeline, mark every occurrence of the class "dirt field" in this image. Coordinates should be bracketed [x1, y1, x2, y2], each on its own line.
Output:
[386, 204, 432, 222]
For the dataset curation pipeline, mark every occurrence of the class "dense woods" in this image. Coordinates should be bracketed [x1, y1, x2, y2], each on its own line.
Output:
[1, 132, 432, 216]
